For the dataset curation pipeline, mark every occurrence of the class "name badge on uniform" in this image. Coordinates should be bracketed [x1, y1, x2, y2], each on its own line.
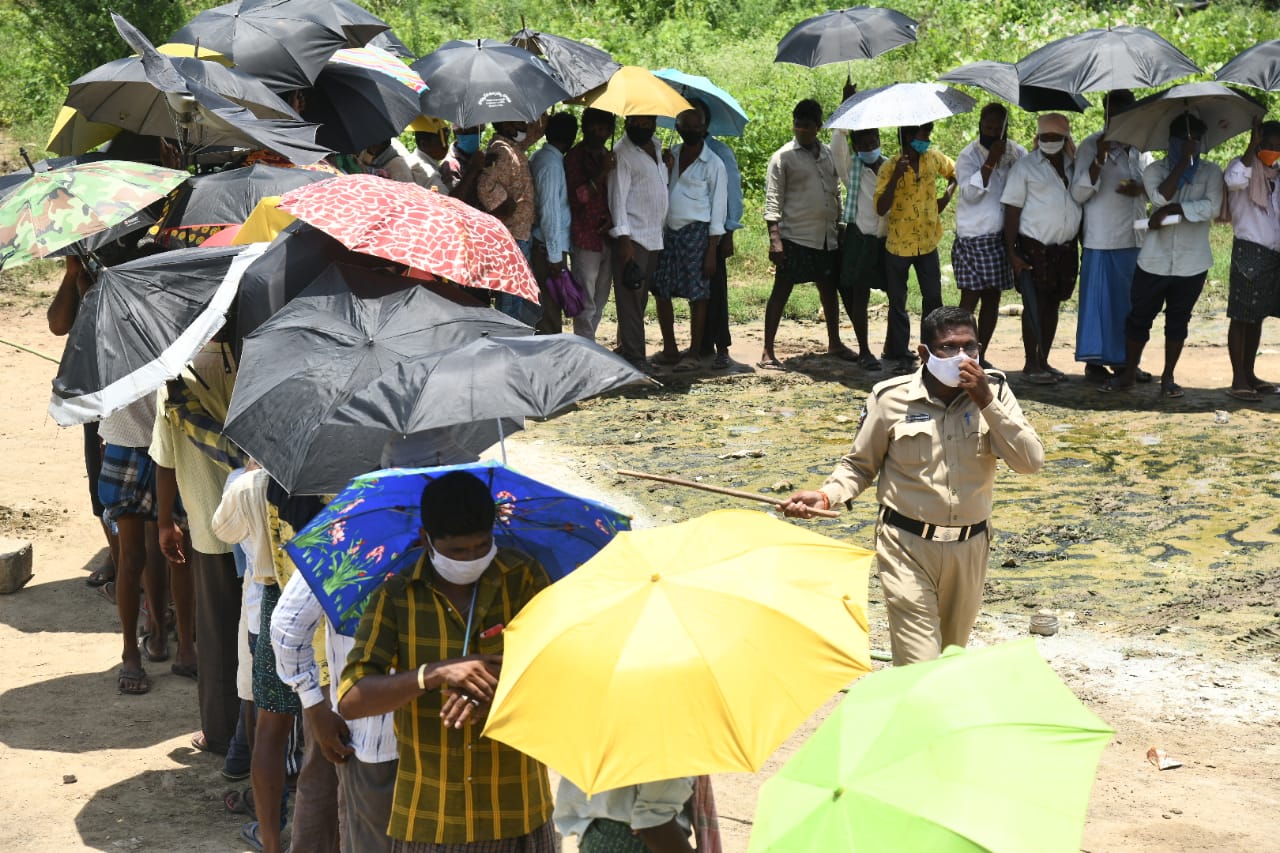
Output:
[904, 413, 931, 423]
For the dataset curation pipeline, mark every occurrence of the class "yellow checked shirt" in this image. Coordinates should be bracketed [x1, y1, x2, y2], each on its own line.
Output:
[338, 549, 553, 844]
[874, 149, 957, 257]
[819, 370, 1044, 527]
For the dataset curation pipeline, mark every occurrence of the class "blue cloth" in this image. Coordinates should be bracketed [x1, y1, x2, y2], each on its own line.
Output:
[706, 137, 744, 233]
[529, 145, 571, 263]
[285, 460, 631, 635]
[1076, 247, 1139, 366]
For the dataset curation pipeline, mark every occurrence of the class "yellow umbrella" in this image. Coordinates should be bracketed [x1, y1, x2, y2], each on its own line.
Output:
[579, 65, 695, 118]
[483, 508, 873, 794]
[156, 43, 232, 65]
[231, 195, 297, 245]
[408, 115, 449, 133]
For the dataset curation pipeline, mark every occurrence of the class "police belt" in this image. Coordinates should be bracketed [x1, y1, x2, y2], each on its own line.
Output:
[879, 506, 987, 543]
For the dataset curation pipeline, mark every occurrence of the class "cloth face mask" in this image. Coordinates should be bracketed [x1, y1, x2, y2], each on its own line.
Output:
[926, 352, 971, 387]
[909, 138, 931, 154]
[1038, 138, 1065, 155]
[430, 540, 498, 585]
[857, 148, 882, 164]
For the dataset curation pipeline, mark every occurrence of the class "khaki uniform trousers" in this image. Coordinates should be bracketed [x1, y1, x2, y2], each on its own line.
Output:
[876, 521, 990, 666]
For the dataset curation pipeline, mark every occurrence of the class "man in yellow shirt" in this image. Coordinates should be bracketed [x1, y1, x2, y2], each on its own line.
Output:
[875, 124, 957, 372]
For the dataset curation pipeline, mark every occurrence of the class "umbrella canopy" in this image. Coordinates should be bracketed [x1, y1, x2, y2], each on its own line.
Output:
[775, 7, 918, 67]
[330, 45, 427, 93]
[367, 29, 416, 61]
[46, 107, 122, 158]
[1015, 25, 1202, 95]
[509, 28, 621, 97]
[483, 509, 874, 794]
[48, 243, 267, 426]
[0, 154, 111, 200]
[303, 58, 426, 153]
[331, 333, 651, 434]
[580, 65, 694, 119]
[159, 164, 332, 230]
[223, 262, 531, 493]
[939, 61, 1090, 113]
[652, 68, 749, 136]
[277, 173, 541, 303]
[1215, 40, 1280, 92]
[169, 0, 388, 91]
[825, 82, 975, 132]
[412, 39, 569, 127]
[0, 160, 186, 271]
[748, 640, 1113, 853]
[285, 460, 631, 635]
[1104, 82, 1265, 152]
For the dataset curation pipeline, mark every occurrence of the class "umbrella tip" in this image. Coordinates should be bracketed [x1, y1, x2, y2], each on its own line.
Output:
[832, 787, 845, 801]
[650, 573, 660, 582]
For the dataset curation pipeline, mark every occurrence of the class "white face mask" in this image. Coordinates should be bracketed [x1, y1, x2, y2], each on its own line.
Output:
[1039, 138, 1065, 155]
[925, 353, 971, 387]
[513, 130, 528, 144]
[429, 539, 497, 585]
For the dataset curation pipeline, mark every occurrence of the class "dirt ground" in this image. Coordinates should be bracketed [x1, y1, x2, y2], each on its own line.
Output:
[1, 282, 1279, 852]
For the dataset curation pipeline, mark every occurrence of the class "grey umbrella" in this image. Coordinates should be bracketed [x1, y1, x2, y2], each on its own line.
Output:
[1015, 26, 1202, 95]
[412, 39, 570, 127]
[1215, 41, 1280, 92]
[509, 28, 621, 97]
[775, 7, 918, 68]
[939, 61, 1090, 113]
[224, 263, 531, 493]
[1104, 82, 1265, 153]
[331, 334, 652, 433]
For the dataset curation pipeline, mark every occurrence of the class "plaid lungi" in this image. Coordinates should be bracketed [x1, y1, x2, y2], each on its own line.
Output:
[775, 239, 837, 286]
[579, 819, 646, 853]
[97, 443, 157, 522]
[390, 820, 559, 853]
[253, 582, 302, 716]
[951, 233, 1014, 292]
[1228, 238, 1280, 324]
[652, 221, 712, 301]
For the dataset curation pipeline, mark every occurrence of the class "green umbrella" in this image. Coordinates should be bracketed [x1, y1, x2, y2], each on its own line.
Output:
[0, 160, 186, 271]
[749, 640, 1113, 853]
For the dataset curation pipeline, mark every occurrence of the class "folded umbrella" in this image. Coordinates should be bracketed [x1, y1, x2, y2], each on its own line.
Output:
[748, 640, 1113, 853]
[285, 459, 631, 634]
[825, 82, 975, 132]
[1216, 40, 1280, 91]
[580, 65, 693, 119]
[653, 68, 749, 136]
[509, 27, 620, 97]
[48, 243, 267, 426]
[412, 38, 570, 127]
[1104, 82, 1265, 152]
[939, 61, 1089, 113]
[1015, 26, 1202, 95]
[223, 262, 531, 493]
[484, 508, 873, 794]
[277, 173, 541, 303]
[303, 58, 426, 153]
[775, 7, 918, 67]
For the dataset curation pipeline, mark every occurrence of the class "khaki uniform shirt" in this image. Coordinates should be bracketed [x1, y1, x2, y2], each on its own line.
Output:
[819, 370, 1043, 527]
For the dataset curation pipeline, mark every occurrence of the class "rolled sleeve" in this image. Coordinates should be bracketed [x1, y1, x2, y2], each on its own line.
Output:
[630, 778, 695, 831]
[763, 151, 784, 223]
[607, 161, 632, 238]
[271, 572, 328, 710]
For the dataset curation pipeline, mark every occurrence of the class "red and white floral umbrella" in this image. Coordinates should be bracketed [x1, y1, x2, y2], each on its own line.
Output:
[276, 174, 539, 302]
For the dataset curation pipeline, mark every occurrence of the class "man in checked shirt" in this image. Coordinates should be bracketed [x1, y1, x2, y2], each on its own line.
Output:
[782, 307, 1043, 665]
[339, 472, 555, 852]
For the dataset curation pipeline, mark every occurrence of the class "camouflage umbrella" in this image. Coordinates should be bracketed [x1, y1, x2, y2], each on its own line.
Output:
[0, 160, 187, 271]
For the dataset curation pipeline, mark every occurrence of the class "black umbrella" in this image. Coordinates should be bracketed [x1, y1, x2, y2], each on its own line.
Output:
[367, 29, 416, 61]
[169, 0, 388, 92]
[774, 7, 918, 67]
[303, 60, 426, 153]
[412, 39, 570, 127]
[939, 61, 1090, 113]
[332, 334, 651, 433]
[1215, 41, 1280, 92]
[224, 262, 532, 493]
[509, 28, 621, 97]
[159, 164, 332, 231]
[48, 243, 267, 426]
[1015, 26, 1202, 95]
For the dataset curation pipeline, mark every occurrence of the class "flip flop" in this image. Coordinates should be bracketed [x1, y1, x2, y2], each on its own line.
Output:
[827, 347, 858, 362]
[1161, 381, 1185, 399]
[117, 667, 150, 695]
[224, 787, 255, 815]
[240, 821, 265, 853]
[139, 634, 170, 663]
[172, 663, 198, 681]
[96, 580, 116, 605]
[755, 358, 786, 372]
[85, 568, 115, 588]
[1024, 371, 1057, 385]
[1251, 381, 1277, 394]
[1227, 387, 1262, 402]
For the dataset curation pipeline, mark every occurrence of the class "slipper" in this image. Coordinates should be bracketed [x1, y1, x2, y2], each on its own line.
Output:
[857, 352, 883, 371]
[1135, 369, 1153, 384]
[1024, 371, 1057, 385]
[1252, 381, 1277, 394]
[224, 787, 255, 816]
[85, 568, 115, 588]
[827, 347, 858, 362]
[96, 580, 116, 605]
[1161, 381, 1185, 399]
[139, 634, 170, 663]
[117, 667, 150, 695]
[672, 356, 701, 373]
[711, 352, 731, 370]
[191, 732, 212, 753]
[240, 821, 265, 853]
[1227, 387, 1261, 402]
[755, 358, 786, 372]
[172, 663, 198, 681]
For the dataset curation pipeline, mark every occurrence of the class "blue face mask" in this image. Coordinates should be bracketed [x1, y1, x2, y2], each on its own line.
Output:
[909, 138, 931, 154]
[857, 148, 882, 165]
[455, 132, 480, 155]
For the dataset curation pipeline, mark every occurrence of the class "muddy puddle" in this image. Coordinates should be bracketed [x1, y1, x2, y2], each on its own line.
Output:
[526, 356, 1280, 662]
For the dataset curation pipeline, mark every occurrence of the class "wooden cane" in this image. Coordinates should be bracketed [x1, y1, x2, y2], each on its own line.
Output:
[616, 469, 841, 518]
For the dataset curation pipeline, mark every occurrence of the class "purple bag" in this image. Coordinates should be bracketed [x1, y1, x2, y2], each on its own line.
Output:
[545, 268, 587, 318]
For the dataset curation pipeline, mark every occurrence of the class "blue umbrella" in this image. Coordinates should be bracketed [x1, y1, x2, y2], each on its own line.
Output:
[285, 460, 631, 635]
[652, 68, 749, 137]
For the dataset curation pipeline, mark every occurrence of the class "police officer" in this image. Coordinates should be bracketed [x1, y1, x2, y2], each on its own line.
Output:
[782, 306, 1044, 665]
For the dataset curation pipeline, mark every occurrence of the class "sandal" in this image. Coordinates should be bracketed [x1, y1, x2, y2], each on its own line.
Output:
[672, 355, 701, 373]
[1161, 381, 1185, 399]
[857, 352, 883, 371]
[827, 346, 858, 362]
[96, 580, 116, 605]
[139, 633, 170, 663]
[240, 821, 265, 853]
[711, 352, 731, 370]
[651, 350, 682, 366]
[1227, 387, 1260, 402]
[171, 662, 198, 680]
[755, 357, 786, 372]
[224, 787, 255, 816]
[85, 568, 115, 588]
[117, 667, 150, 695]
[1024, 371, 1057, 385]
[1099, 378, 1135, 393]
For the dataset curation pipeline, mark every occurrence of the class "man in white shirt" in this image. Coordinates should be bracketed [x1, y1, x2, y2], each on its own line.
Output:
[652, 107, 727, 372]
[1071, 90, 1152, 383]
[953, 103, 1026, 366]
[555, 777, 695, 852]
[405, 126, 450, 194]
[1224, 119, 1280, 401]
[608, 114, 669, 369]
[529, 112, 578, 334]
[1106, 114, 1223, 398]
[836, 127, 890, 370]
[1002, 112, 1082, 384]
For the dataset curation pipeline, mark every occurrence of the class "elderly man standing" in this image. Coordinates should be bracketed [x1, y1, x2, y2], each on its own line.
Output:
[529, 112, 578, 335]
[1071, 91, 1151, 383]
[1106, 114, 1223, 398]
[953, 104, 1026, 367]
[1002, 113, 1082, 384]
[609, 114, 669, 370]
[652, 107, 727, 372]
[565, 108, 617, 340]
